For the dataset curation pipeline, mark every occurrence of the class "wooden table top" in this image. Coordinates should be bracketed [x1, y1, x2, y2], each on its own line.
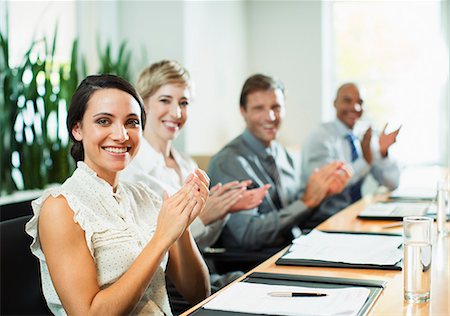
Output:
[182, 194, 450, 316]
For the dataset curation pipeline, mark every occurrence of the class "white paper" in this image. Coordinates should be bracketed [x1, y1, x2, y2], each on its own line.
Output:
[390, 187, 436, 200]
[203, 282, 370, 316]
[283, 230, 402, 265]
[360, 202, 431, 217]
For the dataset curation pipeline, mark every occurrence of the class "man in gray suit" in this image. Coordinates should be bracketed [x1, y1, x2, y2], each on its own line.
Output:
[208, 74, 351, 251]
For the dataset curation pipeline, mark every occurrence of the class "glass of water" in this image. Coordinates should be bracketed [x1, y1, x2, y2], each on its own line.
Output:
[436, 177, 449, 236]
[403, 216, 432, 303]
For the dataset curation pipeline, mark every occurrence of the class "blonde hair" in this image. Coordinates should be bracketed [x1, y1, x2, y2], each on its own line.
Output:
[136, 60, 191, 101]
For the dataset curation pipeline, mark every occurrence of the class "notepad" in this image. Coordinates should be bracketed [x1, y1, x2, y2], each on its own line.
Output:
[390, 187, 436, 201]
[203, 282, 370, 316]
[283, 230, 402, 266]
[358, 202, 433, 220]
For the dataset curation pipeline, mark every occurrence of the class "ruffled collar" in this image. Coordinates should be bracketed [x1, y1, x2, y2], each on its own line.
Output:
[76, 161, 124, 201]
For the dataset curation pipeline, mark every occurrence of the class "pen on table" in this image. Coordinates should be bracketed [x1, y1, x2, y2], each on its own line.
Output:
[268, 292, 327, 297]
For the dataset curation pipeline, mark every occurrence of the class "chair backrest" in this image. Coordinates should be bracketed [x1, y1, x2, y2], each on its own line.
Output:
[0, 215, 51, 315]
[191, 155, 212, 171]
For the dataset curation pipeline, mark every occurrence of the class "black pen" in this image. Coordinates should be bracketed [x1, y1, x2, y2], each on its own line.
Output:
[268, 292, 327, 297]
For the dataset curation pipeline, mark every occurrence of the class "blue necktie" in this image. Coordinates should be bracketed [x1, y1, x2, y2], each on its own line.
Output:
[346, 133, 359, 162]
[346, 133, 362, 202]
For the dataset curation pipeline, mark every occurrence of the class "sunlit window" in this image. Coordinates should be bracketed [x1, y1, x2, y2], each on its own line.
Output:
[328, 1, 448, 166]
[5, 1, 76, 66]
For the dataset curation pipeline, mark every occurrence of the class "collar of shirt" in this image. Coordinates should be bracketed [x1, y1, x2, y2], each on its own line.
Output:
[334, 119, 355, 139]
[242, 129, 279, 160]
[77, 161, 125, 203]
[242, 129, 295, 176]
[134, 138, 196, 186]
[132, 138, 165, 174]
[133, 138, 191, 172]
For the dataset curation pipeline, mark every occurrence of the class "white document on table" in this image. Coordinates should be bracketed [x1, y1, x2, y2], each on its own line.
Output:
[390, 187, 436, 200]
[283, 230, 402, 265]
[203, 282, 370, 316]
[360, 202, 432, 217]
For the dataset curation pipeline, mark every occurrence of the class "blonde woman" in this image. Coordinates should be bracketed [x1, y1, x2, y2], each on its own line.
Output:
[122, 60, 268, 251]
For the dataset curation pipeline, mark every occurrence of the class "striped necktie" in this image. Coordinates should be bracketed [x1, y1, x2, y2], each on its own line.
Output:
[266, 155, 301, 240]
[265, 155, 283, 209]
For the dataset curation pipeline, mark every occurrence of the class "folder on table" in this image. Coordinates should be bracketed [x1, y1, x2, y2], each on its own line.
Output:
[276, 230, 403, 270]
[357, 201, 438, 221]
[389, 186, 436, 201]
[188, 272, 386, 316]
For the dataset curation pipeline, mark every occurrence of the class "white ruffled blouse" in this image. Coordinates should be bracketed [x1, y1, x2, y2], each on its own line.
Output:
[25, 162, 172, 315]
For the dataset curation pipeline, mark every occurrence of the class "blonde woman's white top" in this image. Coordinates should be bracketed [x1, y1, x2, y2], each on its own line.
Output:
[25, 162, 172, 316]
[121, 139, 226, 250]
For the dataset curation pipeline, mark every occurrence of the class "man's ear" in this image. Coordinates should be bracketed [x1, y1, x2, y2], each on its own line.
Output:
[239, 106, 246, 117]
[72, 122, 83, 141]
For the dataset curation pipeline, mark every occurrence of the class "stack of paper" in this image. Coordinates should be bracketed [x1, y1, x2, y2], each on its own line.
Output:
[360, 202, 432, 217]
[203, 282, 370, 316]
[390, 187, 436, 200]
[283, 230, 402, 265]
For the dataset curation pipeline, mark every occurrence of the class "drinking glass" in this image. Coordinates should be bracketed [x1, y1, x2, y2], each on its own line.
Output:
[403, 216, 432, 303]
[436, 177, 449, 236]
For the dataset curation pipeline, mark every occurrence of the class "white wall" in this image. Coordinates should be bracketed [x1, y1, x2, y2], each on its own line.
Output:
[246, 1, 323, 150]
[77, 1, 121, 74]
[75, 1, 323, 155]
[78, 1, 185, 79]
[183, 1, 248, 155]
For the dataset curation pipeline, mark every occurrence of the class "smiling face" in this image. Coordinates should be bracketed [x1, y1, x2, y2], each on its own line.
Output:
[143, 83, 190, 146]
[240, 88, 285, 147]
[334, 83, 364, 129]
[71, 88, 142, 183]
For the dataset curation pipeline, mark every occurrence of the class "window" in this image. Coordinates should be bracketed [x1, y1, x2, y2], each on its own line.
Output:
[4, 1, 76, 67]
[327, 1, 448, 166]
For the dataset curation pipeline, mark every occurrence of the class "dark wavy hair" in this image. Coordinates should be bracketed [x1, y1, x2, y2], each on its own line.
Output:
[66, 74, 146, 162]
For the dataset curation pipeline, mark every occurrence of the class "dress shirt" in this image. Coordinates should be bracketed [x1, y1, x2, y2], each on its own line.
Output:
[26, 162, 171, 315]
[121, 138, 226, 250]
[300, 119, 400, 227]
[208, 129, 312, 251]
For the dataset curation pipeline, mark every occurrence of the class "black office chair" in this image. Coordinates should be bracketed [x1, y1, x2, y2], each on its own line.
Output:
[0, 215, 51, 315]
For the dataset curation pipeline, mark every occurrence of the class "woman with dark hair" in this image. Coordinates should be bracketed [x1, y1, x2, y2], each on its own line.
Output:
[26, 74, 210, 315]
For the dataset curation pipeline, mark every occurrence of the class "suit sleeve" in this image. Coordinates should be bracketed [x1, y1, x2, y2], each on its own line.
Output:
[208, 152, 311, 250]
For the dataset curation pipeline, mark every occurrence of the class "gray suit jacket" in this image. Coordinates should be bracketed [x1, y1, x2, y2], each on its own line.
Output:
[208, 130, 312, 250]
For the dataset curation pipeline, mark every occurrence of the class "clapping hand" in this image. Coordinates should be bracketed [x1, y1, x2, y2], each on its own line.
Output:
[379, 123, 401, 157]
[155, 169, 209, 245]
[361, 127, 373, 165]
[198, 180, 246, 225]
[327, 163, 352, 195]
[229, 182, 271, 212]
[302, 162, 350, 208]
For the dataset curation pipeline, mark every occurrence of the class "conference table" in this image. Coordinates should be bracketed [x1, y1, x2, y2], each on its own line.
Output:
[182, 194, 450, 316]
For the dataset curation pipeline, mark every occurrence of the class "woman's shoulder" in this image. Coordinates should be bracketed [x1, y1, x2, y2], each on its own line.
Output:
[172, 148, 197, 169]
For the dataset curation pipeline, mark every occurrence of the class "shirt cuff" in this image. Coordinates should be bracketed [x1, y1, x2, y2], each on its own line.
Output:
[350, 158, 370, 184]
[189, 217, 207, 240]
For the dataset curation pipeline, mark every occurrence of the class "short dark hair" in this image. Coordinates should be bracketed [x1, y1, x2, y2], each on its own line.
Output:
[67, 74, 145, 162]
[239, 74, 284, 109]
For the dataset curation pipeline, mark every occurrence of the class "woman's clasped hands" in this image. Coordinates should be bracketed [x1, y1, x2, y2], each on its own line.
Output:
[155, 169, 210, 244]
